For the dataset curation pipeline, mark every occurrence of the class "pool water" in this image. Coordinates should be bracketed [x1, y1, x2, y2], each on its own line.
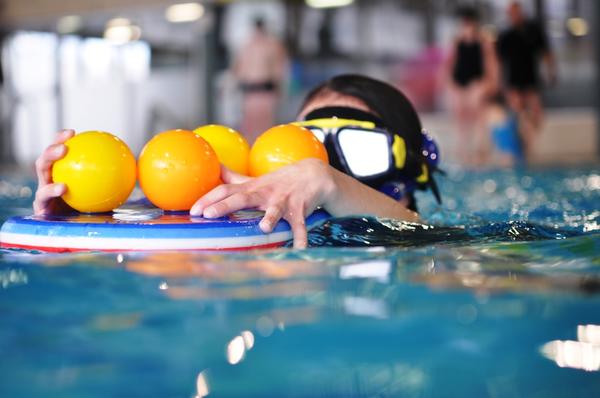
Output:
[1, 166, 599, 397]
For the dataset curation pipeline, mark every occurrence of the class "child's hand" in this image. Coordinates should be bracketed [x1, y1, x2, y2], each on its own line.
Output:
[190, 159, 336, 249]
[32, 129, 75, 215]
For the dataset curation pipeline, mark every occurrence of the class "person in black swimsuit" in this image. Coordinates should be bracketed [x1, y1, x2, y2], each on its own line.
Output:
[496, 1, 556, 160]
[444, 6, 499, 165]
[452, 34, 484, 88]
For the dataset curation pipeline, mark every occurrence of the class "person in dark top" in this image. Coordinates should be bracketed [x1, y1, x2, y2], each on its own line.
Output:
[444, 6, 499, 165]
[496, 1, 557, 160]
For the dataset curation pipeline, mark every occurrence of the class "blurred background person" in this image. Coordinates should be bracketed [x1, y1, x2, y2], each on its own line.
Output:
[485, 93, 524, 167]
[443, 6, 499, 166]
[232, 17, 288, 144]
[496, 1, 557, 161]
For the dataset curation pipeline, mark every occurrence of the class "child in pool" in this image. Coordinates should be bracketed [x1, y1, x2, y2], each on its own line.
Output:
[33, 74, 441, 248]
[486, 94, 525, 166]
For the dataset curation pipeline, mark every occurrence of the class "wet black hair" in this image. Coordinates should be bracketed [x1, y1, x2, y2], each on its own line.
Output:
[456, 6, 480, 22]
[300, 74, 427, 211]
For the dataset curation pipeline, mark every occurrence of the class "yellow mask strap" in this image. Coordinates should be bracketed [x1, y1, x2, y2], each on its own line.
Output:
[294, 118, 376, 130]
[392, 135, 407, 169]
[416, 164, 429, 184]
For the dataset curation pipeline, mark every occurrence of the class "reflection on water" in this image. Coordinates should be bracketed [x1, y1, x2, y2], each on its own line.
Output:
[1, 167, 600, 396]
[542, 325, 600, 372]
[0, 179, 32, 201]
[226, 334, 247, 365]
[2, 242, 600, 396]
[194, 370, 210, 398]
[0, 267, 28, 288]
[579, 324, 600, 344]
[226, 330, 256, 366]
[339, 259, 392, 283]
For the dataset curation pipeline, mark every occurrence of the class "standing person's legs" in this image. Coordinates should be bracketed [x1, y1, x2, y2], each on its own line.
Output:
[507, 88, 543, 161]
[517, 89, 543, 161]
[505, 88, 534, 161]
[524, 89, 543, 132]
[525, 89, 544, 131]
[449, 86, 475, 165]
[505, 88, 525, 114]
[469, 82, 491, 165]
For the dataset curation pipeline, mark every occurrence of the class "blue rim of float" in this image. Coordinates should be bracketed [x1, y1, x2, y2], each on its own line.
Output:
[0, 209, 331, 252]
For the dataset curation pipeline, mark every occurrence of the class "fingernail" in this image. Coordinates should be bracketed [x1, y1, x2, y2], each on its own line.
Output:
[259, 220, 271, 232]
[204, 208, 216, 218]
[54, 184, 64, 195]
[190, 206, 201, 216]
[53, 145, 64, 156]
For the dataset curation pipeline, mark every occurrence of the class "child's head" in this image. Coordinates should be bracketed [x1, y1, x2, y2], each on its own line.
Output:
[456, 6, 480, 37]
[298, 74, 423, 158]
[297, 74, 440, 210]
[507, 2, 525, 26]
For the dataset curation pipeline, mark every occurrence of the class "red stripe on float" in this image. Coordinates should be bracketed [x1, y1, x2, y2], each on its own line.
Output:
[0, 241, 286, 253]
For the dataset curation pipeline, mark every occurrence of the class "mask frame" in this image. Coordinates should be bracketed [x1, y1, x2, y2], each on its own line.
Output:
[296, 106, 442, 204]
[298, 122, 399, 185]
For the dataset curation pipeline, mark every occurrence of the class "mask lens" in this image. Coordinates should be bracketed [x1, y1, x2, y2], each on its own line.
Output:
[337, 128, 391, 177]
[306, 127, 325, 143]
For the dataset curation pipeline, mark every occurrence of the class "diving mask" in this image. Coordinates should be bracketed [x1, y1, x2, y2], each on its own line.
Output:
[296, 106, 442, 204]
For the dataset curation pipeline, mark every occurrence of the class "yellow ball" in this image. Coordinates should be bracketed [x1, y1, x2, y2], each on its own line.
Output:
[194, 124, 250, 175]
[138, 129, 221, 211]
[51, 131, 136, 213]
[249, 124, 329, 177]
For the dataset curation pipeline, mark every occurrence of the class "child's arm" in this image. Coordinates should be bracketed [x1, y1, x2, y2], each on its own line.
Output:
[191, 159, 419, 249]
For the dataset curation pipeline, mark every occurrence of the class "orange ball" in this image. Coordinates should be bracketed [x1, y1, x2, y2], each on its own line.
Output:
[249, 124, 328, 177]
[138, 129, 221, 211]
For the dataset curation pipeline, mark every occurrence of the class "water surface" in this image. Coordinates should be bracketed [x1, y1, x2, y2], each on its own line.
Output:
[1, 166, 599, 397]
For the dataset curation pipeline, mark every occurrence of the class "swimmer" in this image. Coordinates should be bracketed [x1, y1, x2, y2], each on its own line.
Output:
[33, 74, 441, 249]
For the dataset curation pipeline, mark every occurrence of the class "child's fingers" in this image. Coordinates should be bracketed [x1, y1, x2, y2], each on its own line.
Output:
[190, 184, 240, 216]
[259, 204, 284, 233]
[285, 201, 308, 249]
[52, 129, 75, 145]
[33, 183, 65, 215]
[35, 144, 67, 185]
[220, 165, 251, 185]
[203, 191, 261, 218]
